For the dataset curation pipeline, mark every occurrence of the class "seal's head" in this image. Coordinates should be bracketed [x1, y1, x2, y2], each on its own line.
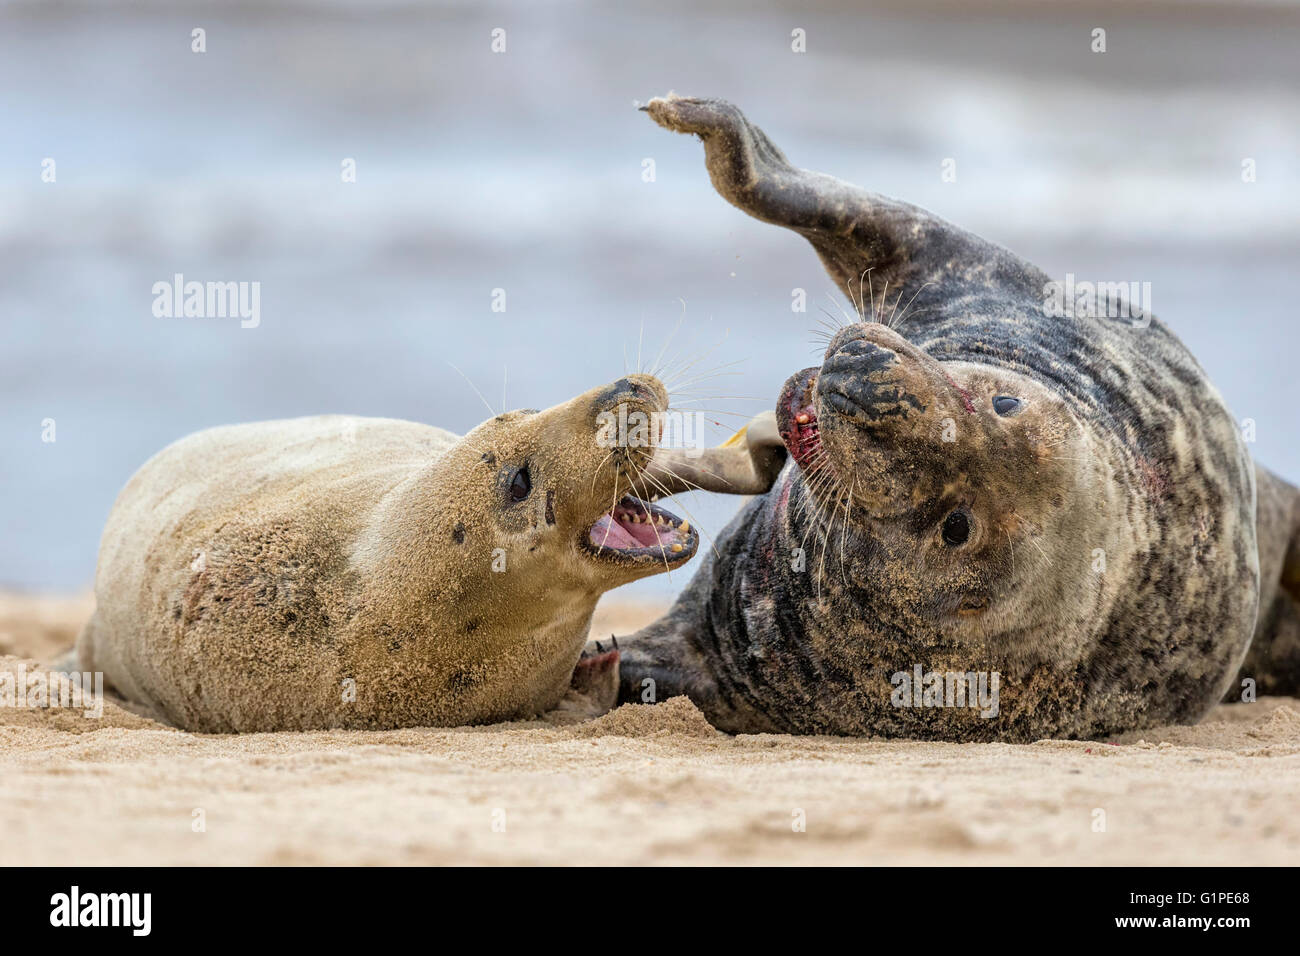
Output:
[349, 371, 703, 723]
[777, 322, 1100, 645]
[427, 372, 699, 605]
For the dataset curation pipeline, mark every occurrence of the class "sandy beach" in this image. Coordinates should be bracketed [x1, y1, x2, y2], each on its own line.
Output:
[2, 592, 1297, 866]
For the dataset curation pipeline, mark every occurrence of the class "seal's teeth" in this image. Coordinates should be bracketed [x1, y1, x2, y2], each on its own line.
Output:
[671, 543, 683, 553]
[679, 520, 690, 533]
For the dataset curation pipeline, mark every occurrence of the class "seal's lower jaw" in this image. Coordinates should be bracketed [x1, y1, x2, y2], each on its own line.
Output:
[776, 366, 822, 470]
[582, 495, 698, 568]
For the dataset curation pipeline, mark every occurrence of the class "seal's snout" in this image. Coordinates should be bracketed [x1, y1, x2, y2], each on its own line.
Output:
[818, 329, 926, 430]
[591, 374, 669, 430]
[576, 372, 698, 574]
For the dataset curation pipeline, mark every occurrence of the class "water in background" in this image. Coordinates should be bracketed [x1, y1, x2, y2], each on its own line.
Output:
[3, 0, 1298, 596]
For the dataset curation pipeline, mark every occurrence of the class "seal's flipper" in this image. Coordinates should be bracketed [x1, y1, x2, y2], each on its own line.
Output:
[643, 93, 1042, 314]
[612, 597, 720, 709]
[550, 641, 621, 722]
[644, 410, 786, 497]
[1236, 466, 1300, 697]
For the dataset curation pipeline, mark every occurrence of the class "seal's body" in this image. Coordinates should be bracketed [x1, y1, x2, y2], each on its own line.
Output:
[78, 375, 711, 731]
[616, 95, 1300, 740]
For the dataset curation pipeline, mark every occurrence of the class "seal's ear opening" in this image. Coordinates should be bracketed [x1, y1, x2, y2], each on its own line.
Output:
[643, 93, 1041, 318]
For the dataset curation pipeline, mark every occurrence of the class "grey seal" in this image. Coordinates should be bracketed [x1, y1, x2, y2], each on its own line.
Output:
[611, 94, 1300, 741]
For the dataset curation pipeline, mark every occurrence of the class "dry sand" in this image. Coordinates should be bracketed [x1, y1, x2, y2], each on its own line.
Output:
[1, 593, 1297, 865]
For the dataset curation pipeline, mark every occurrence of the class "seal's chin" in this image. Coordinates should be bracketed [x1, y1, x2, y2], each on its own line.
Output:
[776, 366, 822, 470]
[583, 495, 698, 566]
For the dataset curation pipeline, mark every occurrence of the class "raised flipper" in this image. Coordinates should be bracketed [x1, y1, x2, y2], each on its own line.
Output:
[643, 93, 1042, 313]
[644, 410, 785, 497]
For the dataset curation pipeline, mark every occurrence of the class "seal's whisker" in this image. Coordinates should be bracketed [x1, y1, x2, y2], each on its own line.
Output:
[857, 267, 875, 321]
[838, 476, 856, 587]
[796, 466, 841, 537]
[667, 391, 768, 401]
[796, 467, 837, 515]
[668, 407, 756, 420]
[662, 358, 747, 391]
[446, 362, 498, 419]
[871, 279, 891, 326]
[636, 318, 646, 377]
[890, 281, 936, 332]
[662, 369, 746, 394]
[595, 477, 621, 555]
[652, 464, 711, 494]
[886, 287, 907, 331]
[644, 301, 688, 378]
[590, 448, 618, 495]
[624, 470, 673, 574]
[826, 284, 854, 325]
[815, 307, 847, 335]
[811, 470, 850, 597]
[655, 328, 733, 385]
[668, 395, 768, 403]
[657, 456, 731, 487]
[635, 468, 721, 562]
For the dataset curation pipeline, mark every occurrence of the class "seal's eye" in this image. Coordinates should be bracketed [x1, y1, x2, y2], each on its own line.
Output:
[942, 510, 971, 546]
[993, 395, 1022, 417]
[509, 466, 532, 502]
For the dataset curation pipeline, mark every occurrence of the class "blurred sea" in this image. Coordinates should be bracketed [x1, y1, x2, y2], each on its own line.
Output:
[2, 0, 1298, 596]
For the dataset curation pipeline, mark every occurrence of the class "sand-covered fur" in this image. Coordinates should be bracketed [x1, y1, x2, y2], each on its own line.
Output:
[76, 375, 705, 731]
[615, 95, 1300, 740]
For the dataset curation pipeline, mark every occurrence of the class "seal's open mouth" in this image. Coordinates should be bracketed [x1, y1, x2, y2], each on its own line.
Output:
[584, 495, 698, 565]
[776, 366, 821, 470]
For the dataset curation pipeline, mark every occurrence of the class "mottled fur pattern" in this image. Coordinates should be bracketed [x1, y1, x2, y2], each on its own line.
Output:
[79, 376, 692, 732]
[614, 95, 1300, 741]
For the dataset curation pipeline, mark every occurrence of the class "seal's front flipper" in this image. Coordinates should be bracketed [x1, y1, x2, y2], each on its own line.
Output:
[643, 93, 1042, 315]
[549, 640, 621, 722]
[643, 410, 786, 497]
[613, 594, 779, 734]
[613, 598, 716, 708]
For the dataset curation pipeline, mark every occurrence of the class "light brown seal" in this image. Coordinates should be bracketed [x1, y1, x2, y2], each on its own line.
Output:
[74, 374, 782, 732]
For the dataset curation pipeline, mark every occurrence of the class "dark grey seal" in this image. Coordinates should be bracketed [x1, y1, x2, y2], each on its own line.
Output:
[609, 94, 1300, 742]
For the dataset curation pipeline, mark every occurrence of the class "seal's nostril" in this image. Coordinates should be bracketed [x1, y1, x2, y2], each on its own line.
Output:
[824, 340, 900, 381]
[605, 377, 664, 410]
